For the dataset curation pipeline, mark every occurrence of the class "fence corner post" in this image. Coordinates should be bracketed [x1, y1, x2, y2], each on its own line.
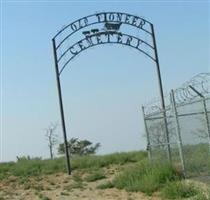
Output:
[170, 89, 186, 178]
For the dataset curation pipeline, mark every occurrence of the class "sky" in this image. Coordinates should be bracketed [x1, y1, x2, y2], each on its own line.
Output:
[1, 0, 209, 162]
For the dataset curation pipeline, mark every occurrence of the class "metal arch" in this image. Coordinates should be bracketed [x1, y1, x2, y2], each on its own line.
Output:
[53, 12, 152, 49]
[52, 12, 172, 174]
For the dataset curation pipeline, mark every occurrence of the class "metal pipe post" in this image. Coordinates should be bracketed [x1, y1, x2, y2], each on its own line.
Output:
[151, 24, 172, 163]
[189, 85, 210, 154]
[202, 98, 210, 154]
[52, 38, 71, 175]
[170, 90, 186, 177]
[142, 106, 152, 161]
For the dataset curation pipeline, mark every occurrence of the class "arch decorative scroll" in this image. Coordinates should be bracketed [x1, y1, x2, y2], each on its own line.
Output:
[52, 12, 171, 175]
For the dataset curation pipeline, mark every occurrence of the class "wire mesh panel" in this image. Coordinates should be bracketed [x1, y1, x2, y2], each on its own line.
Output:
[177, 100, 210, 177]
[146, 114, 168, 163]
[144, 98, 210, 178]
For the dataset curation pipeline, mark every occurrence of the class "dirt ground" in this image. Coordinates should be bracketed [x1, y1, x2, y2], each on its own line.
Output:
[0, 166, 209, 200]
[0, 167, 162, 200]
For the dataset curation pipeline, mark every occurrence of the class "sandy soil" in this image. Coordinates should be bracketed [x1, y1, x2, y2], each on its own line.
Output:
[1, 164, 209, 200]
[0, 166, 162, 200]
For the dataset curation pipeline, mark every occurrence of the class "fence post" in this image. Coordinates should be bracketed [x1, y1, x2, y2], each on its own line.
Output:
[188, 85, 210, 154]
[170, 90, 186, 177]
[142, 106, 152, 161]
[202, 98, 210, 154]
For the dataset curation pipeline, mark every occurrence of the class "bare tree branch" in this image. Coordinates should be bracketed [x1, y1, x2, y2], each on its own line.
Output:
[45, 122, 59, 159]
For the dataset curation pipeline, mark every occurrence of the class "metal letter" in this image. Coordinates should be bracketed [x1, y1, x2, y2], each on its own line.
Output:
[96, 13, 105, 22]
[108, 13, 115, 21]
[116, 13, 123, 22]
[96, 34, 103, 44]
[132, 17, 138, 26]
[125, 14, 131, 24]
[69, 46, 78, 55]
[138, 19, 146, 29]
[126, 36, 133, 46]
[70, 22, 78, 31]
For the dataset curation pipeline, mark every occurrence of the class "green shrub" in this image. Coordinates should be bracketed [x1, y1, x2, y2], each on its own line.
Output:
[161, 181, 199, 199]
[193, 189, 210, 200]
[0, 158, 66, 178]
[41, 196, 51, 200]
[72, 151, 146, 170]
[63, 182, 85, 191]
[113, 161, 180, 196]
[72, 174, 83, 183]
[60, 192, 69, 196]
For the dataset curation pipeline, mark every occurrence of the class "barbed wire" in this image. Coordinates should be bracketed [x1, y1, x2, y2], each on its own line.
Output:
[174, 73, 210, 104]
[144, 73, 210, 115]
[143, 93, 170, 115]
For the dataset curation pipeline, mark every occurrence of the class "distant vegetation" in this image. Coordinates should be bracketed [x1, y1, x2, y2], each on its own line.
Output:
[0, 151, 209, 199]
[58, 137, 101, 156]
[0, 151, 146, 179]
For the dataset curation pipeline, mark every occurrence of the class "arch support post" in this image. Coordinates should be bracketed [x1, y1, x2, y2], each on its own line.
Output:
[52, 38, 71, 175]
[151, 24, 172, 163]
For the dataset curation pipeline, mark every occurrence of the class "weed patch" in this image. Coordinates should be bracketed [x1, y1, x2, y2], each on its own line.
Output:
[0, 151, 146, 179]
[84, 171, 106, 182]
[113, 161, 180, 195]
[161, 181, 199, 199]
[96, 181, 114, 189]
[63, 182, 85, 191]
[72, 173, 83, 182]
[60, 192, 69, 196]
[72, 151, 146, 170]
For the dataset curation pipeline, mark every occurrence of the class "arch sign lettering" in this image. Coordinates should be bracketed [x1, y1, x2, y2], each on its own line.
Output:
[52, 12, 171, 175]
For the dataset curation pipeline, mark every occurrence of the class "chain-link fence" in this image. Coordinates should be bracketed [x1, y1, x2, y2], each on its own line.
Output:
[143, 73, 210, 178]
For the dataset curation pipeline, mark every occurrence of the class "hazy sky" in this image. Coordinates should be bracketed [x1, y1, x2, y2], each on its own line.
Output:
[1, 0, 209, 162]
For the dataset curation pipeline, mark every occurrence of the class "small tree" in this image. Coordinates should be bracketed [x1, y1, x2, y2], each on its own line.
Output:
[45, 123, 58, 159]
[58, 137, 100, 156]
